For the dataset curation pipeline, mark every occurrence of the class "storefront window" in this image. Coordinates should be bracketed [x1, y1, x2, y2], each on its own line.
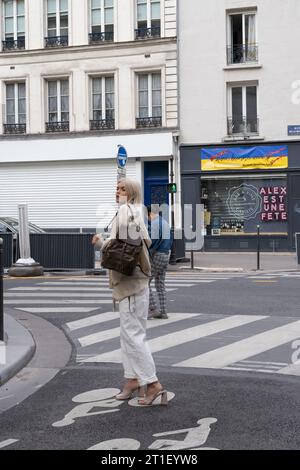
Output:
[201, 176, 288, 235]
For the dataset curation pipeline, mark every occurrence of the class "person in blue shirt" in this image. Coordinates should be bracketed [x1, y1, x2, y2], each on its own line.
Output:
[147, 205, 173, 319]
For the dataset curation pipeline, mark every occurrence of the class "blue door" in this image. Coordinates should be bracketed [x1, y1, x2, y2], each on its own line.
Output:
[144, 162, 169, 208]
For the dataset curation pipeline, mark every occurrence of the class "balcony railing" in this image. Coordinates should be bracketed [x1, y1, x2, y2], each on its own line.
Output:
[135, 27, 161, 40]
[2, 37, 25, 51]
[45, 35, 68, 48]
[227, 117, 259, 136]
[136, 116, 162, 128]
[89, 32, 114, 44]
[46, 121, 69, 133]
[90, 119, 115, 130]
[227, 44, 258, 65]
[4, 123, 26, 134]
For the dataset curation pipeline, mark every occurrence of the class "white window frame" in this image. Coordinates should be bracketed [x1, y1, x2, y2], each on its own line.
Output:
[89, 0, 114, 33]
[227, 10, 257, 47]
[46, 0, 68, 38]
[2, 0, 25, 40]
[136, 70, 162, 119]
[5, 81, 26, 125]
[90, 75, 115, 121]
[227, 82, 258, 134]
[136, 0, 161, 29]
[46, 78, 69, 122]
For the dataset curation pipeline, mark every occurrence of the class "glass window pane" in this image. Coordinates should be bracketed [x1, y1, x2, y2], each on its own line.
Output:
[106, 93, 114, 110]
[93, 94, 102, 110]
[105, 8, 113, 24]
[4, 0, 13, 16]
[151, 2, 160, 19]
[152, 106, 161, 117]
[18, 83, 26, 98]
[152, 90, 161, 107]
[6, 84, 15, 99]
[49, 112, 58, 122]
[5, 18, 14, 34]
[92, 78, 102, 93]
[105, 77, 114, 93]
[49, 97, 57, 112]
[92, 9, 101, 25]
[61, 96, 69, 112]
[48, 16, 56, 30]
[104, 0, 113, 7]
[138, 75, 148, 91]
[17, 0, 25, 15]
[60, 14, 68, 28]
[7, 99, 15, 115]
[91, 0, 100, 8]
[232, 87, 243, 119]
[18, 98, 26, 114]
[47, 0, 56, 14]
[152, 73, 161, 89]
[48, 81, 57, 96]
[60, 80, 69, 95]
[60, 0, 68, 12]
[17, 16, 25, 34]
[246, 86, 257, 119]
[18, 113, 26, 124]
[7, 114, 15, 124]
[137, 4, 147, 21]
[61, 112, 69, 122]
[139, 91, 148, 108]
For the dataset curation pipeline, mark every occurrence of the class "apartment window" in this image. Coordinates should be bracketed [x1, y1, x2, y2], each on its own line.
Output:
[136, 72, 162, 127]
[90, 76, 115, 130]
[135, 0, 160, 39]
[4, 82, 26, 134]
[228, 84, 258, 135]
[45, 0, 68, 47]
[89, 0, 114, 43]
[2, 0, 25, 51]
[46, 79, 69, 132]
[227, 12, 257, 64]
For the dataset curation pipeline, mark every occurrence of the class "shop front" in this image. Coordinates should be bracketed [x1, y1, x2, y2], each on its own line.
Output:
[181, 143, 300, 251]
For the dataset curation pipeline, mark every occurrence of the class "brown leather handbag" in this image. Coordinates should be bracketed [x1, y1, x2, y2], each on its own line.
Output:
[101, 206, 143, 276]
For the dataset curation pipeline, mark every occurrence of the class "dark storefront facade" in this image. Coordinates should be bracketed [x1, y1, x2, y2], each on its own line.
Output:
[181, 142, 300, 251]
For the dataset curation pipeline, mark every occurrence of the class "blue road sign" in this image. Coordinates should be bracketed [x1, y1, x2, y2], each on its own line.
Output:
[117, 145, 128, 168]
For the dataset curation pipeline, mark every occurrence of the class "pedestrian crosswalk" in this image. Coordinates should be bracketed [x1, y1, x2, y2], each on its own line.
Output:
[4, 272, 300, 378]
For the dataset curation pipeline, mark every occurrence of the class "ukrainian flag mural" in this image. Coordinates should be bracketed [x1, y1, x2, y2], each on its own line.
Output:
[201, 146, 288, 171]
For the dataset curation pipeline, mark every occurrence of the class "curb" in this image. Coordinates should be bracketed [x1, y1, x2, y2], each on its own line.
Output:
[0, 314, 36, 386]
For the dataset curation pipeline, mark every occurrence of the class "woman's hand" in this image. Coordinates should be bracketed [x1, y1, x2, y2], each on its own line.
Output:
[92, 234, 103, 245]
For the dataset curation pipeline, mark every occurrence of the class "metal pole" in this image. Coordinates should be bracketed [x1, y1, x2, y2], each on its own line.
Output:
[0, 238, 4, 341]
[169, 157, 176, 265]
[191, 250, 194, 270]
[257, 225, 260, 271]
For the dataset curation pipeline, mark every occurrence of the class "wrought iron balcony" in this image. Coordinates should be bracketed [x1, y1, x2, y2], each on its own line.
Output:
[45, 35, 68, 48]
[227, 44, 258, 64]
[89, 32, 114, 44]
[4, 123, 26, 134]
[90, 119, 115, 130]
[2, 37, 25, 51]
[135, 27, 161, 40]
[136, 116, 162, 128]
[227, 117, 259, 136]
[46, 121, 69, 133]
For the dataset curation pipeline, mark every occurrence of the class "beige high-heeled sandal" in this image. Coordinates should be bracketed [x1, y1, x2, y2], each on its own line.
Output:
[138, 389, 168, 406]
[115, 385, 146, 401]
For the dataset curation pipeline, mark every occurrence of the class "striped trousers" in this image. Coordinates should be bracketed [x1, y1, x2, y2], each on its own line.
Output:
[149, 251, 170, 315]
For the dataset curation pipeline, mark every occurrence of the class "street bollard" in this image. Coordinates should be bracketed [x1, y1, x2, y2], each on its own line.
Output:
[0, 238, 4, 341]
[191, 250, 194, 270]
[257, 225, 261, 271]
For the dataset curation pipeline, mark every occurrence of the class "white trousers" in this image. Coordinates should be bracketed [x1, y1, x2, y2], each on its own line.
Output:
[119, 287, 158, 386]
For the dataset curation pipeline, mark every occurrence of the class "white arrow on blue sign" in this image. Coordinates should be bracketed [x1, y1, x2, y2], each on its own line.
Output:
[117, 145, 128, 168]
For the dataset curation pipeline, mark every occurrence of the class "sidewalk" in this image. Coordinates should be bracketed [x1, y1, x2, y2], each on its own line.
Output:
[0, 314, 35, 386]
[173, 252, 299, 273]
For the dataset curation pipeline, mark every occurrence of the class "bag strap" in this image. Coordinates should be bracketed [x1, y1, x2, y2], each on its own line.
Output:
[104, 212, 118, 233]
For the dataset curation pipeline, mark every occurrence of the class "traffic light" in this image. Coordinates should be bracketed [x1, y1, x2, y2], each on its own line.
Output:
[167, 183, 177, 194]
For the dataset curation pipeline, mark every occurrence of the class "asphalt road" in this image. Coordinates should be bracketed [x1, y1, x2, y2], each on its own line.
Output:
[0, 271, 300, 450]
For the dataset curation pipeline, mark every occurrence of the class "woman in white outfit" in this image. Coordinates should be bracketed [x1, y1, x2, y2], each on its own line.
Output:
[92, 178, 167, 406]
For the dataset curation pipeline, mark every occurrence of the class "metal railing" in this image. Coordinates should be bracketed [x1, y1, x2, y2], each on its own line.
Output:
[136, 116, 162, 128]
[88, 32, 114, 44]
[46, 121, 69, 133]
[2, 37, 25, 51]
[90, 119, 115, 130]
[227, 44, 258, 64]
[135, 26, 161, 39]
[227, 117, 259, 135]
[4, 123, 26, 135]
[45, 35, 68, 48]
